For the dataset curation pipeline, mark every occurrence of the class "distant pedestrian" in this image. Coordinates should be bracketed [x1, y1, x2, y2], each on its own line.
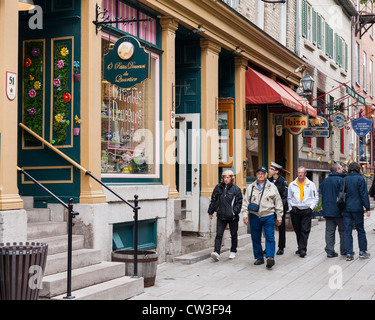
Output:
[341, 162, 371, 261]
[287, 166, 319, 257]
[241, 166, 283, 269]
[320, 163, 345, 257]
[268, 162, 288, 255]
[208, 170, 243, 261]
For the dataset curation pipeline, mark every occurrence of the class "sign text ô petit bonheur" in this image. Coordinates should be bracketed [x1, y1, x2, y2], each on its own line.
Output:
[104, 36, 149, 89]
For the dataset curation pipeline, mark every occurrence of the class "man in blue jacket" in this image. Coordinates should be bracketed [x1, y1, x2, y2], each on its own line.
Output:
[320, 163, 345, 257]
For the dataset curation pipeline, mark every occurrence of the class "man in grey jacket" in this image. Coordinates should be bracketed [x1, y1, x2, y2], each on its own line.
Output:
[287, 166, 319, 257]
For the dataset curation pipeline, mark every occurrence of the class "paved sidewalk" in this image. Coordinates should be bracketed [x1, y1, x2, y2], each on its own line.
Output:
[131, 214, 375, 300]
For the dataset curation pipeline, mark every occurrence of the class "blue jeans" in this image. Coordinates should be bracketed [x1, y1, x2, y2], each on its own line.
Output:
[343, 211, 367, 255]
[249, 213, 275, 259]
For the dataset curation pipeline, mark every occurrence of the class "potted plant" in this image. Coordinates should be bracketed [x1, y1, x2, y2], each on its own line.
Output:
[73, 115, 81, 136]
[73, 60, 80, 82]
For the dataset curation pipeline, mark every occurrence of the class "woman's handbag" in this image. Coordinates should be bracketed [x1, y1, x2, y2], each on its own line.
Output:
[248, 183, 265, 213]
[336, 177, 346, 210]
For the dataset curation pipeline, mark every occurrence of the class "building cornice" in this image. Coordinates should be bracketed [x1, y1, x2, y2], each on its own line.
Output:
[139, 0, 304, 86]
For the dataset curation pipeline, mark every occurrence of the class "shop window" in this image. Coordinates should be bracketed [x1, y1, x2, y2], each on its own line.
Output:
[246, 108, 260, 178]
[101, 37, 159, 178]
[218, 99, 234, 167]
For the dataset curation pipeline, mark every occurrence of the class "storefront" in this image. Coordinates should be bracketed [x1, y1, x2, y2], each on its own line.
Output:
[0, 0, 310, 261]
[245, 67, 317, 183]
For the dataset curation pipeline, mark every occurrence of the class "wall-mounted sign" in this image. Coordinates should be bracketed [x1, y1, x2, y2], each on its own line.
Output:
[302, 116, 330, 138]
[283, 112, 309, 135]
[331, 112, 346, 129]
[104, 36, 149, 89]
[352, 117, 373, 137]
[6, 71, 16, 101]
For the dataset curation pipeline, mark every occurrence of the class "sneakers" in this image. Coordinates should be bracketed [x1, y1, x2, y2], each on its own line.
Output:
[210, 252, 220, 261]
[229, 252, 236, 259]
[346, 254, 354, 261]
[359, 251, 371, 259]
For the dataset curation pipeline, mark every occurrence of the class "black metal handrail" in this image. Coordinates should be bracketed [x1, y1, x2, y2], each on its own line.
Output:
[85, 171, 141, 278]
[17, 167, 78, 299]
[19, 123, 142, 279]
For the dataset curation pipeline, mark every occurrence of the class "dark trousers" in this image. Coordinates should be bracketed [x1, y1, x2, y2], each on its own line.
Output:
[276, 211, 286, 249]
[290, 208, 312, 252]
[343, 212, 367, 255]
[325, 217, 345, 255]
[214, 218, 238, 254]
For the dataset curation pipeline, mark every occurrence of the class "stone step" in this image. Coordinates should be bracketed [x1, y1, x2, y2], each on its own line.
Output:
[27, 221, 67, 240]
[44, 248, 102, 276]
[31, 234, 84, 255]
[26, 208, 51, 223]
[21, 196, 34, 210]
[40, 261, 126, 298]
[51, 276, 144, 300]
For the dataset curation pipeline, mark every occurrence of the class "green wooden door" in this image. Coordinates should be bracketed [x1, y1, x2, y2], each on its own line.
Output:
[18, 0, 81, 206]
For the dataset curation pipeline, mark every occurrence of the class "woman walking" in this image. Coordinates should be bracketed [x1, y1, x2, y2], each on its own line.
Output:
[241, 166, 283, 269]
[208, 170, 243, 261]
[342, 162, 371, 261]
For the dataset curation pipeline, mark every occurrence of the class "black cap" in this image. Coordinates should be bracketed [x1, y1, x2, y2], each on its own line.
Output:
[256, 166, 267, 173]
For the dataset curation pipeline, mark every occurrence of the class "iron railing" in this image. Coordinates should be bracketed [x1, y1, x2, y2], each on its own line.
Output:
[19, 123, 142, 298]
[17, 167, 78, 299]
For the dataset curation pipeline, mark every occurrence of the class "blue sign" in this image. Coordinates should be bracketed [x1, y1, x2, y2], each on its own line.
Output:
[302, 116, 330, 138]
[331, 112, 346, 130]
[352, 117, 373, 137]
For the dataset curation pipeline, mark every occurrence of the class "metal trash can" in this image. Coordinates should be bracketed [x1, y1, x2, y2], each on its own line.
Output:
[112, 250, 158, 287]
[0, 242, 48, 300]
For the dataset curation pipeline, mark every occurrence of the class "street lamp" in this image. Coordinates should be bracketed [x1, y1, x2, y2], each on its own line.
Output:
[18, 0, 35, 11]
[300, 73, 315, 93]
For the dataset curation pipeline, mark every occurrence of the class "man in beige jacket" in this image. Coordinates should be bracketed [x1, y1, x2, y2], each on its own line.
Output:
[241, 166, 284, 269]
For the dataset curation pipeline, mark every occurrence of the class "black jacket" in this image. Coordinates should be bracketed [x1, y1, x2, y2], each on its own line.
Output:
[268, 175, 288, 211]
[208, 183, 243, 220]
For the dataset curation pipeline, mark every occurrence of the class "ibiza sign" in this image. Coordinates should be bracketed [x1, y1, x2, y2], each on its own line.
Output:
[104, 36, 149, 89]
[283, 113, 309, 135]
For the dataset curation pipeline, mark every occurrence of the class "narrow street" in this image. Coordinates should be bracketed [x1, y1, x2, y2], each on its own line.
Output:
[132, 214, 375, 300]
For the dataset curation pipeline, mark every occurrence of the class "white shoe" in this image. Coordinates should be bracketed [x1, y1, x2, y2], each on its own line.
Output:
[229, 252, 236, 259]
[211, 252, 220, 261]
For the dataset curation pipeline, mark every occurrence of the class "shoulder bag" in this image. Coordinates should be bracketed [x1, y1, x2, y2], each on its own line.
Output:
[336, 177, 346, 210]
[248, 183, 266, 213]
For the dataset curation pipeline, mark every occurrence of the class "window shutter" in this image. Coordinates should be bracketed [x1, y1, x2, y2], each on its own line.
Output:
[302, 0, 307, 38]
[345, 42, 348, 71]
[317, 14, 322, 48]
[325, 22, 329, 56]
[312, 9, 317, 44]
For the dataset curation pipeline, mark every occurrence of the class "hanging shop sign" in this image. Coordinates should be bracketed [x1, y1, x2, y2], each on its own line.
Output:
[352, 117, 373, 137]
[302, 116, 330, 138]
[104, 36, 149, 89]
[331, 112, 347, 129]
[346, 85, 366, 105]
[283, 112, 309, 135]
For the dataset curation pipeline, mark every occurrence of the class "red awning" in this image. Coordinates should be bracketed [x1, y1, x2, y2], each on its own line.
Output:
[245, 68, 317, 118]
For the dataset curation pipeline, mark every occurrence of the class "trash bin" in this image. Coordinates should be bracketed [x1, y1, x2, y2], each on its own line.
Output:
[112, 250, 158, 287]
[0, 242, 48, 300]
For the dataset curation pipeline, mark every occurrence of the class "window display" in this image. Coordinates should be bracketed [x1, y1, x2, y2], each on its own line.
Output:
[101, 37, 158, 177]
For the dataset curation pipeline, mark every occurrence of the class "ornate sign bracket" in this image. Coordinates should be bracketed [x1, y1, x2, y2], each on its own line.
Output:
[92, 4, 153, 35]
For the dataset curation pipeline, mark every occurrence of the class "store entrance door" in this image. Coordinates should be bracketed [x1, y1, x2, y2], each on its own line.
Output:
[176, 113, 200, 232]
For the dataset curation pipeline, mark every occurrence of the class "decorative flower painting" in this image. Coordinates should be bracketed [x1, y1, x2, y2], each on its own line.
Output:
[52, 40, 72, 145]
[23, 40, 44, 143]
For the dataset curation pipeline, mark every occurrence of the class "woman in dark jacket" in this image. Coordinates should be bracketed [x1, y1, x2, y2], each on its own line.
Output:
[208, 170, 243, 261]
[342, 162, 371, 261]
